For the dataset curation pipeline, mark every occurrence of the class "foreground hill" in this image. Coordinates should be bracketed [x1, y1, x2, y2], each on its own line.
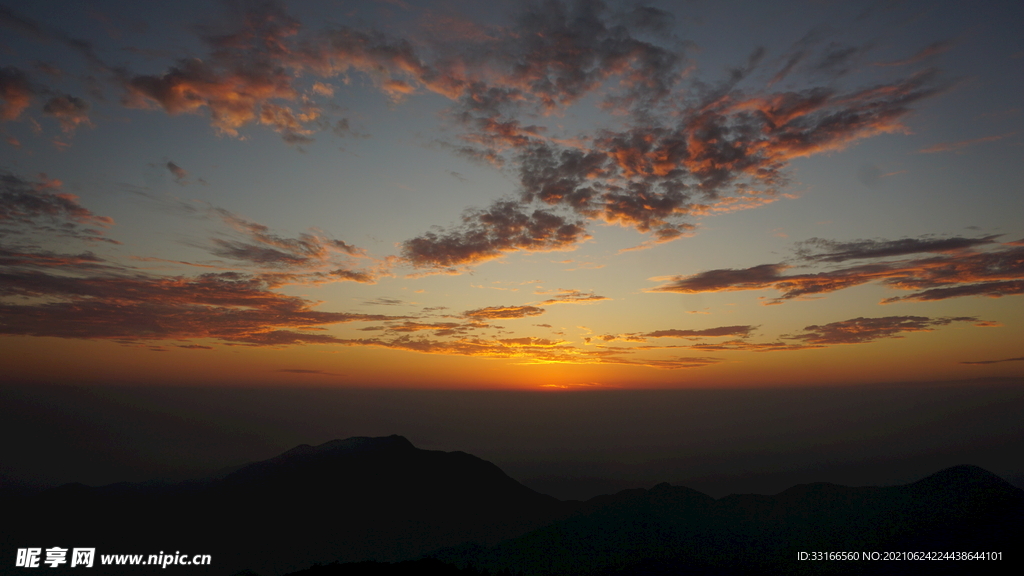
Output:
[2, 436, 571, 576]
[4, 437, 1020, 576]
[430, 465, 1022, 575]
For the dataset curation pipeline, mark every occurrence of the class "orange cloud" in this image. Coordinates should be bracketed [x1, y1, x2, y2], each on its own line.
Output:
[538, 289, 610, 305]
[23, 0, 943, 261]
[0, 66, 33, 121]
[464, 305, 545, 319]
[919, 132, 1016, 154]
[332, 334, 722, 370]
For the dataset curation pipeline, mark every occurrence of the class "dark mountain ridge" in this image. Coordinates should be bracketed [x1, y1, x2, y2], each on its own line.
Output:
[2, 436, 571, 576]
[432, 464, 1022, 575]
[3, 438, 1020, 576]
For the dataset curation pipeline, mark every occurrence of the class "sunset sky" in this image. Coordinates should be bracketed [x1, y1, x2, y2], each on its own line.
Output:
[2, 0, 1023, 390]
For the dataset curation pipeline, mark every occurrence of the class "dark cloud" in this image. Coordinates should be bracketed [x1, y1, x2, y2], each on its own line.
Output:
[215, 209, 356, 262]
[378, 320, 487, 337]
[0, 176, 381, 346]
[0, 5, 110, 71]
[401, 200, 589, 268]
[651, 236, 1024, 304]
[883, 280, 1024, 303]
[0, 66, 33, 121]
[602, 355, 722, 369]
[660, 340, 813, 353]
[595, 325, 755, 344]
[277, 368, 336, 375]
[785, 316, 976, 345]
[644, 326, 756, 339]
[208, 238, 310, 267]
[0, 268, 400, 345]
[795, 235, 1001, 262]
[814, 43, 871, 78]
[13, 0, 942, 262]
[0, 170, 115, 242]
[42, 95, 91, 132]
[649, 264, 787, 294]
[620, 316, 983, 353]
[0, 246, 108, 270]
[0, 5, 47, 38]
[444, 67, 943, 257]
[363, 297, 405, 306]
[538, 289, 609, 305]
[201, 208, 374, 282]
[961, 356, 1024, 366]
[464, 305, 545, 319]
[479, 0, 686, 111]
[166, 161, 188, 183]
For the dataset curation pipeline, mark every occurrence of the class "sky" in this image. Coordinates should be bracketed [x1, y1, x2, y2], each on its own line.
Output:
[1, 0, 1023, 495]
[2, 0, 1023, 390]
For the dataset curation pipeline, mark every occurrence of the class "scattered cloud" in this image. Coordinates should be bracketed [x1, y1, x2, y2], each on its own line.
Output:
[538, 289, 609, 305]
[119, 3, 309, 141]
[649, 235, 1024, 304]
[42, 95, 91, 133]
[0, 266, 401, 345]
[784, 316, 976, 345]
[464, 305, 545, 319]
[70, 1, 943, 264]
[794, 235, 1001, 262]
[401, 200, 589, 269]
[0, 2, 1009, 378]
[278, 368, 337, 375]
[594, 325, 756, 344]
[0, 66, 33, 121]
[919, 132, 1016, 154]
[0, 169, 115, 242]
[166, 161, 188, 183]
[330, 334, 723, 370]
[195, 207, 377, 283]
[874, 40, 954, 67]
[363, 297, 405, 306]
[961, 356, 1024, 366]
[644, 326, 756, 339]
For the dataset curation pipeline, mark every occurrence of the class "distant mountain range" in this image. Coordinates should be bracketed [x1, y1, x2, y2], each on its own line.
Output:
[3, 436, 1020, 576]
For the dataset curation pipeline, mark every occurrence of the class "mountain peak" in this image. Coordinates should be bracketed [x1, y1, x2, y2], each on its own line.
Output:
[308, 434, 416, 454]
[271, 435, 415, 462]
[911, 464, 1015, 491]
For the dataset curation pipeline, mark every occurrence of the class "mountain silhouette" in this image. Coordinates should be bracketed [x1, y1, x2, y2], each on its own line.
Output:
[2, 436, 571, 576]
[430, 464, 1023, 575]
[4, 438, 1020, 576]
